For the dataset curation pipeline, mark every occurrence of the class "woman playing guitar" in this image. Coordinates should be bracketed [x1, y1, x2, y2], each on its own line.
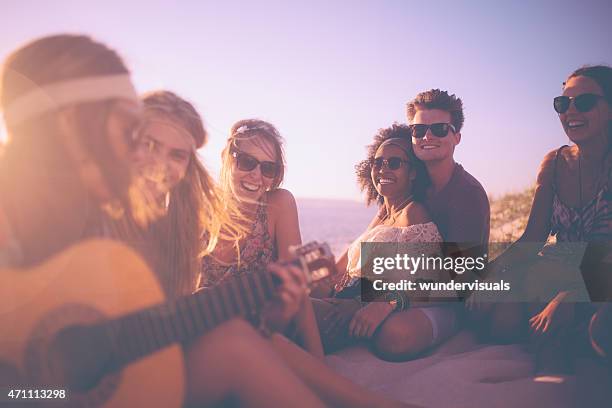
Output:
[0, 34, 414, 407]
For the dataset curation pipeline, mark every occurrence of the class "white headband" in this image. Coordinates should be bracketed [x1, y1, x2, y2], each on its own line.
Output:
[3, 74, 138, 126]
[142, 117, 197, 151]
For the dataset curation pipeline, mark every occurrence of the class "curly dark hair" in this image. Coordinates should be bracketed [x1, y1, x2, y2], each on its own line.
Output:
[406, 89, 464, 132]
[356, 123, 430, 206]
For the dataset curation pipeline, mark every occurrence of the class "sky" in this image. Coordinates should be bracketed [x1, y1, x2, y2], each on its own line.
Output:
[1, 0, 610, 200]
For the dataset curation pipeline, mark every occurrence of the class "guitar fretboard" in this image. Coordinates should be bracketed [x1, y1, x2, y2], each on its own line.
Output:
[102, 268, 276, 369]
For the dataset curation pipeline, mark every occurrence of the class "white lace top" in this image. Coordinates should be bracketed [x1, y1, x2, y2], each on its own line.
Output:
[346, 222, 443, 278]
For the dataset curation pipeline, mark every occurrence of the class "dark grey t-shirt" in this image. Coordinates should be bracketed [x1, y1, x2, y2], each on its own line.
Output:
[425, 163, 490, 254]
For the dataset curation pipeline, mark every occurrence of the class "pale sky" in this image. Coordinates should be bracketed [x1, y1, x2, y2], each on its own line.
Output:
[1, 0, 610, 200]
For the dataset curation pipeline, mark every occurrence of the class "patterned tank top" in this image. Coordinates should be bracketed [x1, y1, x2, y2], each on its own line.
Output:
[199, 199, 277, 288]
[541, 146, 611, 267]
[550, 145, 612, 243]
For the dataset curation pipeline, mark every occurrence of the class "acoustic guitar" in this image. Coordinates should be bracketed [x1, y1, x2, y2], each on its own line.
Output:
[0, 239, 334, 407]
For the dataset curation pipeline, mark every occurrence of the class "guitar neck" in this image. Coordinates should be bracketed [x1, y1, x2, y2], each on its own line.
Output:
[44, 240, 332, 391]
[102, 268, 276, 369]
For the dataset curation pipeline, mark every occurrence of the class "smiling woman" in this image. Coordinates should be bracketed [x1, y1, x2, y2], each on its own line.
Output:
[133, 90, 247, 298]
[477, 65, 612, 374]
[202, 119, 292, 285]
[200, 118, 325, 357]
[356, 124, 430, 207]
[309, 124, 461, 361]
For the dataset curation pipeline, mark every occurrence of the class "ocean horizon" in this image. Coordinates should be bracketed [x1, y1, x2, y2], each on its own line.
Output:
[296, 197, 378, 257]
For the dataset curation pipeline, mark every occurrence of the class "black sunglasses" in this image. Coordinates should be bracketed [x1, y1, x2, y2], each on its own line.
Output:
[553, 93, 604, 114]
[408, 123, 457, 139]
[370, 156, 409, 171]
[231, 150, 279, 179]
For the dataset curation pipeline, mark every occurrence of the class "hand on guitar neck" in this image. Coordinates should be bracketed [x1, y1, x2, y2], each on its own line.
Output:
[259, 262, 309, 332]
[0, 239, 335, 406]
[262, 242, 338, 331]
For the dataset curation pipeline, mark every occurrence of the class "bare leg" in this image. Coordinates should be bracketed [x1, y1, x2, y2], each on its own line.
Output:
[270, 333, 420, 408]
[590, 303, 612, 362]
[464, 302, 494, 342]
[488, 303, 527, 343]
[294, 298, 325, 358]
[372, 309, 434, 361]
[184, 319, 325, 408]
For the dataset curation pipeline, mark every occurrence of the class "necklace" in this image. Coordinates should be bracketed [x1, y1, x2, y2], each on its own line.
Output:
[381, 195, 414, 224]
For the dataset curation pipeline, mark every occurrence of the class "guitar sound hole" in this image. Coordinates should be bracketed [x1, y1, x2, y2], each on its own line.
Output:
[24, 304, 121, 407]
[49, 324, 115, 392]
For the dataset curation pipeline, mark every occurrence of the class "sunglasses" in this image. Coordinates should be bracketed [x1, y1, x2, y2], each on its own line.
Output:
[231, 150, 279, 179]
[408, 123, 457, 139]
[553, 93, 604, 114]
[370, 156, 409, 171]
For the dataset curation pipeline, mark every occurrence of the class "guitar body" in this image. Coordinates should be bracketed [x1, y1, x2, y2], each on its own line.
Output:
[0, 239, 184, 407]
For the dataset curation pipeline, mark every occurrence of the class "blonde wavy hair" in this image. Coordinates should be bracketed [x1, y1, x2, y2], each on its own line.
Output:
[207, 119, 285, 271]
[140, 91, 247, 296]
[219, 119, 285, 206]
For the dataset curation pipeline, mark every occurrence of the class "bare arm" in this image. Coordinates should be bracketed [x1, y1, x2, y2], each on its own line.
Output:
[268, 189, 324, 356]
[311, 208, 379, 299]
[519, 150, 556, 243]
[335, 248, 349, 276]
[489, 149, 557, 272]
[332, 204, 382, 276]
[268, 189, 302, 261]
[329, 210, 382, 287]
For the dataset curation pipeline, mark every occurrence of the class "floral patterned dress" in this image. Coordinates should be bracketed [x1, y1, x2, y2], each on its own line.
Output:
[199, 199, 276, 288]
